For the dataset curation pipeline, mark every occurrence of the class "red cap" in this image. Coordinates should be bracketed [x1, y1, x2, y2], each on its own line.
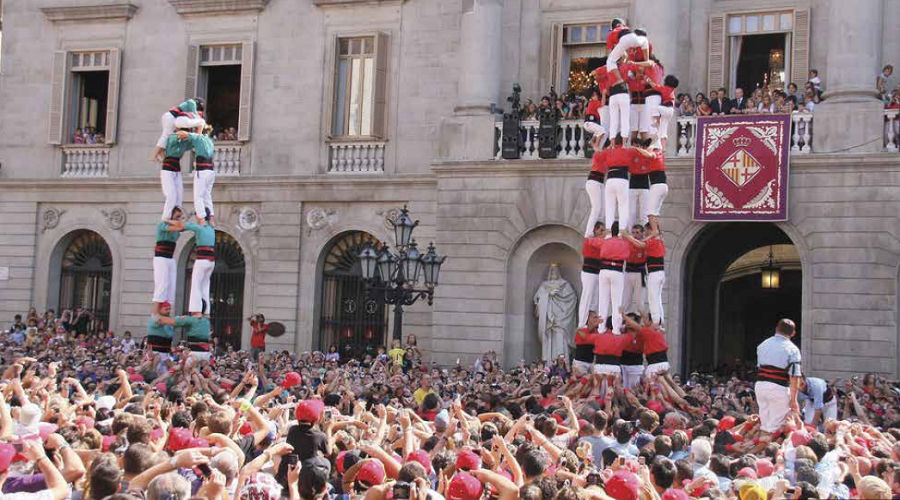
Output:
[239, 421, 253, 436]
[281, 372, 302, 389]
[102, 435, 116, 452]
[756, 458, 774, 477]
[155, 382, 167, 394]
[791, 430, 811, 447]
[0, 444, 15, 473]
[456, 449, 482, 471]
[737, 467, 758, 479]
[129, 373, 145, 382]
[661, 490, 689, 500]
[357, 460, 385, 486]
[167, 427, 194, 451]
[551, 413, 564, 424]
[295, 400, 325, 423]
[406, 450, 433, 474]
[717, 416, 736, 432]
[447, 472, 484, 500]
[646, 400, 665, 414]
[606, 471, 640, 500]
[336, 451, 350, 475]
[578, 419, 590, 430]
[160, 301, 172, 309]
[580, 377, 590, 385]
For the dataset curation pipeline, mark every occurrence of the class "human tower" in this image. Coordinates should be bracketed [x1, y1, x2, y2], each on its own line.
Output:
[147, 98, 217, 363]
[573, 18, 678, 390]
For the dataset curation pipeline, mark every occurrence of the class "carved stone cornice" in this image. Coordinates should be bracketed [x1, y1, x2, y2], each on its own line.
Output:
[41, 3, 139, 22]
[168, 0, 269, 15]
[312, 0, 405, 6]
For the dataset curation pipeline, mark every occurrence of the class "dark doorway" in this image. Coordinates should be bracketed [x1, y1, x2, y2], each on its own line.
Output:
[735, 33, 787, 96]
[318, 231, 388, 360]
[683, 224, 802, 374]
[183, 231, 245, 349]
[59, 230, 112, 334]
[203, 65, 241, 134]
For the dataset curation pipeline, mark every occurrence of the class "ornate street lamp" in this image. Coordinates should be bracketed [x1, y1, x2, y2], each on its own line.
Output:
[760, 246, 781, 290]
[359, 207, 446, 341]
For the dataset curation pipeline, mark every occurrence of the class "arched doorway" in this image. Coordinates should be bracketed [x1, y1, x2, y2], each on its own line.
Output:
[182, 231, 245, 349]
[58, 230, 113, 334]
[317, 231, 388, 359]
[683, 223, 802, 373]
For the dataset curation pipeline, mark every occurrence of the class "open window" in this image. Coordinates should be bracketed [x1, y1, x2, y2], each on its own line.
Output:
[548, 21, 611, 97]
[185, 41, 255, 141]
[48, 49, 122, 145]
[330, 33, 388, 139]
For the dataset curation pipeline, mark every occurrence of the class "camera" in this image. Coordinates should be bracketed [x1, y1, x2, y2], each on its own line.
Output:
[586, 471, 603, 486]
[392, 482, 411, 500]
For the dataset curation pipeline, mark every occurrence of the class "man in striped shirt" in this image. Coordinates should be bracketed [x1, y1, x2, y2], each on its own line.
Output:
[755, 319, 802, 437]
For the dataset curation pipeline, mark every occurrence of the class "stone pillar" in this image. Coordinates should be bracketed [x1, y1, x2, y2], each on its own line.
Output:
[813, 0, 884, 153]
[439, 0, 504, 161]
[634, 0, 681, 83]
[883, 0, 900, 84]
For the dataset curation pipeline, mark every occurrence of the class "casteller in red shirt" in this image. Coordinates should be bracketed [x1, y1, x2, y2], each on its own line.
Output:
[600, 236, 631, 263]
[637, 326, 668, 356]
[606, 25, 631, 51]
[250, 319, 267, 349]
[592, 330, 631, 363]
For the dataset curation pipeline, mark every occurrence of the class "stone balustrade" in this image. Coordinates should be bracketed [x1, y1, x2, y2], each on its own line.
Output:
[212, 142, 242, 176]
[675, 113, 814, 157]
[493, 119, 591, 160]
[61, 145, 110, 177]
[884, 109, 899, 152]
[328, 140, 386, 173]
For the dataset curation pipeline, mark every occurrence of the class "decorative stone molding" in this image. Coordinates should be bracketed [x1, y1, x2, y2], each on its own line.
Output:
[313, 0, 405, 6]
[42, 3, 139, 22]
[305, 208, 337, 236]
[101, 208, 127, 231]
[168, 0, 269, 15]
[41, 208, 65, 232]
[376, 207, 401, 230]
[236, 207, 261, 232]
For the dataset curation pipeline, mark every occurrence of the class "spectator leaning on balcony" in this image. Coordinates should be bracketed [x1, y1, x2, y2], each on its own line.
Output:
[710, 87, 732, 115]
[729, 88, 747, 114]
[807, 69, 821, 92]
[877, 64, 894, 101]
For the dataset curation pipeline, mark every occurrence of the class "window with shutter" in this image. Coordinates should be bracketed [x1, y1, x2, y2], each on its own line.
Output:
[50, 49, 119, 145]
[189, 42, 250, 142]
[790, 9, 810, 86]
[185, 45, 199, 100]
[237, 41, 254, 141]
[331, 34, 387, 139]
[708, 14, 726, 93]
[371, 33, 389, 139]
[48, 51, 70, 145]
[548, 23, 562, 92]
[104, 48, 121, 144]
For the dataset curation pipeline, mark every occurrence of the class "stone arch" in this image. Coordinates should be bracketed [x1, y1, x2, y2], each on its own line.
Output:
[174, 227, 253, 349]
[37, 220, 124, 333]
[669, 220, 812, 374]
[503, 223, 583, 367]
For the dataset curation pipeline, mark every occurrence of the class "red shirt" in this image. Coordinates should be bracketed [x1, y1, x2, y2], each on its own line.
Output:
[594, 66, 611, 94]
[626, 242, 647, 264]
[583, 237, 604, 260]
[623, 63, 645, 93]
[606, 26, 630, 51]
[585, 100, 603, 119]
[593, 331, 630, 356]
[637, 327, 669, 354]
[250, 320, 267, 348]
[600, 237, 630, 261]
[575, 328, 600, 346]
[648, 150, 665, 173]
[605, 146, 640, 169]
[643, 64, 664, 90]
[632, 150, 653, 175]
[645, 238, 666, 258]
[591, 150, 608, 174]
[622, 333, 644, 353]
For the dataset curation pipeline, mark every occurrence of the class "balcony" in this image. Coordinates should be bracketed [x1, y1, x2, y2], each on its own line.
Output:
[493, 119, 591, 160]
[884, 109, 899, 152]
[675, 113, 813, 157]
[328, 140, 386, 173]
[212, 142, 243, 176]
[61, 145, 110, 177]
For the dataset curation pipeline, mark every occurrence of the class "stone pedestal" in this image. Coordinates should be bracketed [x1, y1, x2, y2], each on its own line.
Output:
[439, 112, 497, 161]
[812, 0, 884, 154]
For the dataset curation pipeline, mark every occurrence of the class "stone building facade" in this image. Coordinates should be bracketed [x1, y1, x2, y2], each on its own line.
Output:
[0, 0, 898, 379]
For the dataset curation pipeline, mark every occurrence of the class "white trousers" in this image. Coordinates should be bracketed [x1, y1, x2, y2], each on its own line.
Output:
[598, 270, 624, 333]
[157, 112, 176, 150]
[622, 271, 646, 315]
[605, 177, 630, 230]
[645, 361, 670, 378]
[641, 95, 661, 134]
[606, 33, 649, 71]
[161, 170, 184, 221]
[755, 381, 791, 433]
[189, 259, 215, 313]
[803, 398, 838, 425]
[628, 188, 649, 228]
[193, 170, 216, 218]
[647, 270, 665, 325]
[621, 364, 644, 389]
[152, 257, 177, 304]
[189, 351, 211, 362]
[657, 105, 674, 141]
[579, 271, 600, 327]
[584, 180, 604, 237]
[608, 93, 631, 140]
[629, 104, 643, 135]
[584, 121, 608, 144]
[573, 360, 594, 377]
[646, 183, 668, 217]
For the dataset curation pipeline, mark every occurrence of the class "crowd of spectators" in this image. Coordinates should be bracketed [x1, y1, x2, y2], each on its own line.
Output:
[1, 307, 900, 500]
[211, 127, 238, 142]
[675, 72, 823, 119]
[72, 127, 106, 145]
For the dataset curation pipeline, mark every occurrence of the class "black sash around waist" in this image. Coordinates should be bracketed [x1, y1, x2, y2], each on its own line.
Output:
[163, 157, 182, 172]
[195, 156, 214, 171]
[757, 364, 790, 387]
[583, 257, 601, 274]
[609, 83, 629, 96]
[599, 259, 625, 271]
[661, 102, 674, 107]
[155, 240, 176, 259]
[621, 351, 643, 365]
[588, 171, 605, 183]
[643, 90, 662, 98]
[187, 337, 210, 352]
[625, 262, 646, 273]
[147, 335, 172, 353]
[630, 92, 645, 105]
[574, 344, 595, 363]
[630, 173, 650, 189]
[647, 351, 668, 364]
[195, 246, 215, 261]
[606, 167, 629, 180]
[647, 256, 665, 272]
[594, 354, 620, 365]
[649, 171, 667, 185]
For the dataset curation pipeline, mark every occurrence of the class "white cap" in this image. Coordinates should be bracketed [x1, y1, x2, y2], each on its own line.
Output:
[18, 403, 42, 427]
[95, 395, 117, 411]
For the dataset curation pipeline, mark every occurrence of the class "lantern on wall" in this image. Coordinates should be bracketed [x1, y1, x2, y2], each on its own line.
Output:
[760, 246, 781, 289]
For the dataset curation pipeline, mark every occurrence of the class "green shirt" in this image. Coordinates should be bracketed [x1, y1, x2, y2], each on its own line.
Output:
[147, 315, 174, 339]
[184, 221, 215, 247]
[175, 315, 210, 342]
[185, 133, 215, 158]
[164, 133, 193, 159]
[156, 222, 181, 243]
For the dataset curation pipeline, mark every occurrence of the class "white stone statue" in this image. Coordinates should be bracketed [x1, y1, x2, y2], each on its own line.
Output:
[533, 263, 577, 363]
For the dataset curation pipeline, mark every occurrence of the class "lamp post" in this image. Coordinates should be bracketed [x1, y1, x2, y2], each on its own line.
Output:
[358, 206, 446, 341]
[760, 246, 781, 289]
